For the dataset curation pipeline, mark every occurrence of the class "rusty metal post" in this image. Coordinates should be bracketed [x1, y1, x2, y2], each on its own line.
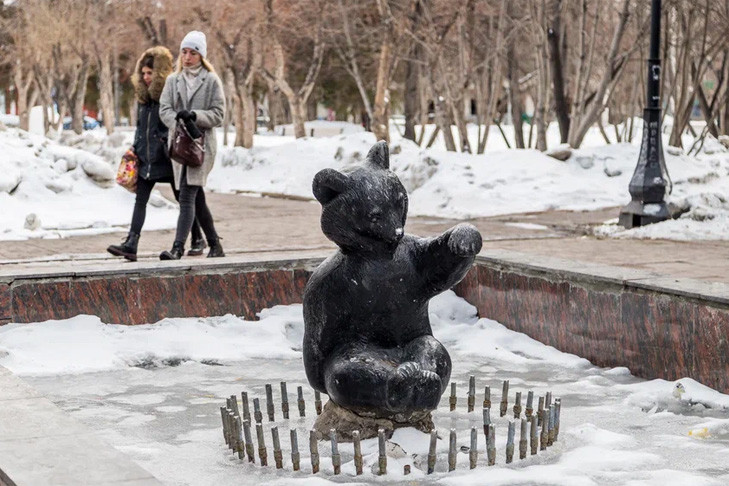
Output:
[353, 430, 363, 475]
[272, 426, 283, 469]
[230, 395, 240, 418]
[554, 398, 561, 441]
[280, 382, 289, 420]
[256, 423, 268, 466]
[519, 418, 528, 459]
[253, 398, 263, 424]
[309, 429, 319, 473]
[297, 386, 306, 417]
[290, 429, 300, 471]
[220, 407, 229, 446]
[468, 375, 476, 412]
[449, 382, 457, 411]
[487, 424, 496, 466]
[427, 430, 437, 474]
[235, 416, 245, 460]
[227, 410, 236, 451]
[265, 384, 275, 422]
[525, 391, 534, 419]
[506, 421, 515, 464]
[243, 420, 255, 463]
[330, 429, 341, 475]
[513, 391, 522, 419]
[241, 391, 251, 423]
[469, 427, 478, 469]
[378, 429, 387, 475]
[482, 407, 491, 446]
[483, 386, 491, 409]
[548, 405, 555, 446]
[500, 380, 509, 417]
[448, 429, 457, 472]
[314, 391, 322, 415]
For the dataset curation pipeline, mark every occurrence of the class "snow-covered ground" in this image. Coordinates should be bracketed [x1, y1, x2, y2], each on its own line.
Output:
[1, 119, 728, 242]
[1, 292, 728, 485]
[0, 126, 177, 241]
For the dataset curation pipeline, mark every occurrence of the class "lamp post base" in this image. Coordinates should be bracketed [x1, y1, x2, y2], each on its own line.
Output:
[618, 200, 670, 229]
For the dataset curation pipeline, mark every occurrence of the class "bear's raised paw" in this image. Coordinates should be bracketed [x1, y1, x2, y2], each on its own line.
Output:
[447, 223, 483, 257]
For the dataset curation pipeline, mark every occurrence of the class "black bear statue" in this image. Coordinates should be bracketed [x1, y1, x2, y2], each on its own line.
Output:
[303, 140, 482, 437]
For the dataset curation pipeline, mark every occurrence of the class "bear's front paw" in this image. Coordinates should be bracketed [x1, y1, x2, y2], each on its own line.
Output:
[447, 224, 483, 256]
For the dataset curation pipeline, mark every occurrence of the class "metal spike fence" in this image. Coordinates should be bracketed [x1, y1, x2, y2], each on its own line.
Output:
[217, 378, 563, 477]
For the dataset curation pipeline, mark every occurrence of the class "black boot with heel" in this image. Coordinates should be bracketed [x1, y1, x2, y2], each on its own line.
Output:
[107, 232, 140, 262]
[159, 241, 184, 261]
[207, 238, 225, 258]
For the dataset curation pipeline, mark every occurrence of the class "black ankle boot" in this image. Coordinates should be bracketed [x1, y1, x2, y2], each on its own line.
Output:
[207, 238, 225, 258]
[187, 237, 207, 256]
[159, 241, 184, 261]
[107, 232, 140, 262]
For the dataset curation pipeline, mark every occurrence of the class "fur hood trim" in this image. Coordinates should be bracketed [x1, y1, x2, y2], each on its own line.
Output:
[175, 56, 216, 74]
[132, 46, 174, 104]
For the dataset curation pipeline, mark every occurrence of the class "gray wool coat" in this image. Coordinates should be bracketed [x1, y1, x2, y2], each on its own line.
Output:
[159, 68, 225, 187]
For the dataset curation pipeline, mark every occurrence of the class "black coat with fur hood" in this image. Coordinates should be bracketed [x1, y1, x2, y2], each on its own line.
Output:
[132, 46, 175, 181]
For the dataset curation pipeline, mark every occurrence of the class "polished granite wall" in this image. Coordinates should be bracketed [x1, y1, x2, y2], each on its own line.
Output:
[2, 253, 727, 392]
[454, 254, 729, 393]
[0, 262, 315, 325]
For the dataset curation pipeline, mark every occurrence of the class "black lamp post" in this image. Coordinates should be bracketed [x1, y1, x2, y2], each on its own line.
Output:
[618, 0, 670, 228]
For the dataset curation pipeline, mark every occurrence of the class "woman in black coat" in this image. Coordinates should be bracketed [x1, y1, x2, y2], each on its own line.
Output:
[107, 46, 204, 261]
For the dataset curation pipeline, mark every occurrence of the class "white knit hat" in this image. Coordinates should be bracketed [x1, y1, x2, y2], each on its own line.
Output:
[180, 30, 207, 58]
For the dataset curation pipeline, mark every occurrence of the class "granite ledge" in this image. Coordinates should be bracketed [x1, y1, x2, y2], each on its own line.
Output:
[475, 251, 729, 308]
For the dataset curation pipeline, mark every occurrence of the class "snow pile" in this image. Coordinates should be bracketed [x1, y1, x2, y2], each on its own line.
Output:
[0, 127, 177, 241]
[207, 125, 729, 240]
[0, 305, 303, 375]
[3, 118, 728, 242]
[3, 293, 729, 485]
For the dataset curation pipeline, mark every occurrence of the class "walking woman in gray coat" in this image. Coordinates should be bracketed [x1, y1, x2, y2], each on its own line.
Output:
[158, 31, 225, 260]
[107, 45, 204, 261]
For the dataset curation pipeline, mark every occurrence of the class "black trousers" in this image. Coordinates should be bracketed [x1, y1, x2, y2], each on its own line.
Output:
[174, 168, 219, 246]
[131, 176, 202, 242]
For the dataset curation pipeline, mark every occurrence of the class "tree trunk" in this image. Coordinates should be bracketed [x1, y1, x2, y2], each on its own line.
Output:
[507, 44, 525, 148]
[291, 96, 307, 138]
[265, 79, 285, 129]
[372, 35, 393, 142]
[14, 64, 36, 132]
[450, 97, 471, 152]
[403, 1, 423, 142]
[476, 0, 507, 153]
[129, 98, 138, 127]
[566, 0, 632, 148]
[71, 58, 90, 134]
[98, 52, 115, 134]
[241, 87, 256, 148]
[403, 54, 419, 142]
[547, 0, 569, 143]
[434, 92, 456, 151]
[222, 69, 233, 146]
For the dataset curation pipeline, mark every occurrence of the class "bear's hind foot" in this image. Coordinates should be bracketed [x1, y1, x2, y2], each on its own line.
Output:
[386, 362, 442, 413]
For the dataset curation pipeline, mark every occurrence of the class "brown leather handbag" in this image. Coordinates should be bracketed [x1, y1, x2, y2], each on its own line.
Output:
[169, 122, 205, 168]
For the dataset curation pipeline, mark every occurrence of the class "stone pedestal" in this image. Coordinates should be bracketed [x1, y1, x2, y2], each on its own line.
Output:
[313, 400, 435, 441]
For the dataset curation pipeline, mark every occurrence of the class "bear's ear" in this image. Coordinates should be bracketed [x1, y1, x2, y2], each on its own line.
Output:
[366, 140, 389, 170]
[313, 168, 349, 204]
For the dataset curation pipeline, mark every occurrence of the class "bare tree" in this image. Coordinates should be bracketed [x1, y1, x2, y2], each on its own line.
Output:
[195, 1, 260, 148]
[260, 0, 326, 139]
